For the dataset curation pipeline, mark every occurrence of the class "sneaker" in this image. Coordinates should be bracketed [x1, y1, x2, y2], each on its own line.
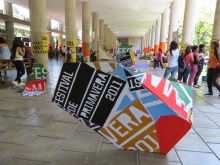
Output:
[193, 85, 200, 88]
[12, 81, 19, 86]
[19, 82, 25, 86]
[193, 88, 196, 91]
[204, 93, 213, 96]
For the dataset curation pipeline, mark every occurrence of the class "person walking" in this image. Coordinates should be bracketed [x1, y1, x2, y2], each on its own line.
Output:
[154, 48, 164, 69]
[163, 41, 179, 79]
[188, 45, 203, 88]
[12, 39, 26, 86]
[194, 44, 206, 88]
[204, 41, 220, 97]
[177, 46, 194, 83]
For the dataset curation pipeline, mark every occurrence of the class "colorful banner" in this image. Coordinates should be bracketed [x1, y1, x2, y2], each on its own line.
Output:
[52, 63, 192, 154]
[22, 79, 46, 96]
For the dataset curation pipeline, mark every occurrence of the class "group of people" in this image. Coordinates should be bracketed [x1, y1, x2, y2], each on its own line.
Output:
[163, 40, 220, 97]
[48, 46, 97, 62]
[0, 37, 34, 86]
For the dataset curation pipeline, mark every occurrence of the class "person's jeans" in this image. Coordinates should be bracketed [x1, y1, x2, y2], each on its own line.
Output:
[207, 68, 220, 94]
[163, 66, 178, 79]
[14, 60, 25, 83]
[178, 66, 191, 83]
[194, 64, 203, 85]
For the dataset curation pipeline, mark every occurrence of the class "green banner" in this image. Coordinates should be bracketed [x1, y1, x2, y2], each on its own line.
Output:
[118, 46, 132, 54]
[31, 63, 48, 80]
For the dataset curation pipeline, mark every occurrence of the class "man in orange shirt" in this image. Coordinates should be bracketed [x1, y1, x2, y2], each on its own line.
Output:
[204, 41, 220, 97]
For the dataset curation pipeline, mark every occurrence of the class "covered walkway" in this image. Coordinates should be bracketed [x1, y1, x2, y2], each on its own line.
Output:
[0, 59, 220, 165]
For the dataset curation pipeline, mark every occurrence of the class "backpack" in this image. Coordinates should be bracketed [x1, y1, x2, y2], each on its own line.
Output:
[178, 55, 186, 72]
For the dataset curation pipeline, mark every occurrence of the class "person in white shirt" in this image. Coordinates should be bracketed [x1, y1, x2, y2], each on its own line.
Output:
[12, 40, 26, 86]
[163, 41, 180, 79]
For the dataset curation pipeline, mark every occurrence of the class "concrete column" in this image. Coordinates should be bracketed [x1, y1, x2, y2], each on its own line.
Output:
[5, 1, 12, 16]
[59, 23, 63, 32]
[5, 21, 14, 48]
[151, 23, 156, 50]
[82, 1, 91, 61]
[155, 16, 161, 53]
[212, 0, 220, 39]
[92, 12, 98, 52]
[107, 28, 111, 49]
[58, 34, 63, 47]
[104, 24, 108, 48]
[29, 0, 48, 70]
[47, 18, 51, 29]
[47, 32, 53, 47]
[148, 28, 152, 53]
[65, 0, 76, 62]
[99, 19, 104, 48]
[182, 0, 199, 45]
[160, 5, 169, 53]
[168, 0, 180, 45]
[145, 31, 149, 53]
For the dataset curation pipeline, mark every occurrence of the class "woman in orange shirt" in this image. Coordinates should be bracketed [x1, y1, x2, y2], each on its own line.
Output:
[205, 41, 220, 97]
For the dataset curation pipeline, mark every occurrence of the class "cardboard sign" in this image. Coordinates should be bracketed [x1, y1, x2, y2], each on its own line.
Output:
[116, 53, 133, 67]
[52, 63, 127, 127]
[31, 63, 48, 80]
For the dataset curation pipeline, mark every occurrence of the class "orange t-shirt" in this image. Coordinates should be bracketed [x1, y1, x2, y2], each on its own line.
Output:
[210, 51, 220, 68]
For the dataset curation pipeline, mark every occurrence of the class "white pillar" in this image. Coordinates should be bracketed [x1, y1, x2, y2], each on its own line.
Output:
[92, 12, 98, 52]
[99, 19, 104, 47]
[29, 0, 48, 70]
[104, 24, 108, 48]
[182, 0, 199, 44]
[148, 27, 152, 51]
[155, 15, 161, 53]
[146, 31, 149, 53]
[5, 1, 12, 16]
[82, 2, 91, 61]
[47, 32, 53, 47]
[47, 18, 51, 29]
[58, 34, 63, 47]
[168, 0, 180, 45]
[65, 0, 76, 62]
[160, 5, 169, 53]
[151, 23, 156, 49]
[212, 0, 220, 39]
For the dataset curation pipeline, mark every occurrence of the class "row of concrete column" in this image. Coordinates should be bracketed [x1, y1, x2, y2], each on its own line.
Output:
[143, 0, 220, 54]
[4, 0, 118, 69]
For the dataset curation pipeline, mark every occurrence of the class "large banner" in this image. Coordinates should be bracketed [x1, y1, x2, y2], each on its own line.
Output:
[52, 63, 193, 154]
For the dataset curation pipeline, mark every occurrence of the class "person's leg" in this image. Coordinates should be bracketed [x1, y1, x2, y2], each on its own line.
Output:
[17, 61, 25, 83]
[183, 66, 191, 84]
[177, 71, 183, 81]
[206, 68, 213, 94]
[212, 70, 220, 93]
[163, 67, 171, 79]
[13, 61, 20, 82]
[188, 70, 196, 86]
[154, 61, 158, 69]
[171, 66, 178, 79]
[159, 60, 164, 69]
[194, 65, 203, 86]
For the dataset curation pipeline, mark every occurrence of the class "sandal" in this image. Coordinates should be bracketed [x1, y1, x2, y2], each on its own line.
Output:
[193, 85, 200, 88]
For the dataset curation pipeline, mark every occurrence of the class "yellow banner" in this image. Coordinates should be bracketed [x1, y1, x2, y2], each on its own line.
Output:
[66, 40, 77, 53]
[180, 44, 188, 52]
[42, 34, 48, 51]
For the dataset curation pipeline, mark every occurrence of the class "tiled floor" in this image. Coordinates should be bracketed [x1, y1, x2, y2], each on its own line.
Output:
[0, 58, 220, 165]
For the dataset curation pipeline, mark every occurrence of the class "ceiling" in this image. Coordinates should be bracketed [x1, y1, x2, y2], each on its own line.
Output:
[7, 0, 173, 37]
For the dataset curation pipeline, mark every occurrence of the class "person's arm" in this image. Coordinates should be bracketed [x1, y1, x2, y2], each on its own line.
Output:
[17, 47, 25, 56]
[166, 51, 171, 61]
